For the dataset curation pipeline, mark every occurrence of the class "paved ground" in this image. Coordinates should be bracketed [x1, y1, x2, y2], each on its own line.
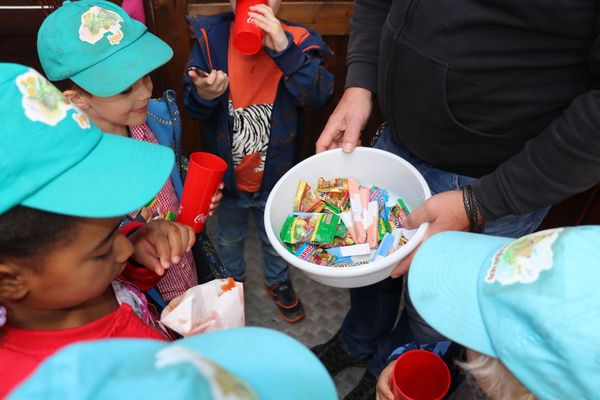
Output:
[206, 216, 365, 398]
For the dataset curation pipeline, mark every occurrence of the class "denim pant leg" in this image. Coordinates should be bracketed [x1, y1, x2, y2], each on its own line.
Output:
[216, 192, 251, 281]
[251, 192, 290, 286]
[340, 277, 404, 358]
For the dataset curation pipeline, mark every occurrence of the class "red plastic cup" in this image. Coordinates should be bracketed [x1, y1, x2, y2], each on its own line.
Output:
[177, 152, 227, 233]
[392, 350, 451, 400]
[233, 0, 267, 55]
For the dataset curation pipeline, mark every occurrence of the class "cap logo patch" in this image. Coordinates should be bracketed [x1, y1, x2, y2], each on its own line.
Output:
[16, 69, 91, 129]
[79, 6, 124, 45]
[485, 228, 563, 285]
[155, 345, 258, 399]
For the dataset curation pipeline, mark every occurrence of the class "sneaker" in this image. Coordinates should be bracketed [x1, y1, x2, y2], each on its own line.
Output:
[266, 280, 305, 323]
[344, 371, 377, 400]
[311, 332, 370, 376]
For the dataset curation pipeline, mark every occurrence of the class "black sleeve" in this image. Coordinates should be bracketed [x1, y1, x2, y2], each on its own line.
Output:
[472, 84, 600, 221]
[345, 0, 393, 92]
[472, 11, 600, 221]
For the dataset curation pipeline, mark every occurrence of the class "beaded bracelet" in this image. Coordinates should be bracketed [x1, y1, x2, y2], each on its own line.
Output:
[462, 185, 483, 233]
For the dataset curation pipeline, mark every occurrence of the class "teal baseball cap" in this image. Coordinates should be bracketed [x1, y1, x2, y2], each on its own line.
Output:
[0, 63, 174, 217]
[408, 226, 600, 399]
[37, 0, 173, 97]
[9, 327, 338, 400]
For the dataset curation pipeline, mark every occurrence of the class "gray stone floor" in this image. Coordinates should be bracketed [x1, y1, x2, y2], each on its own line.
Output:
[206, 216, 365, 398]
[207, 215, 476, 399]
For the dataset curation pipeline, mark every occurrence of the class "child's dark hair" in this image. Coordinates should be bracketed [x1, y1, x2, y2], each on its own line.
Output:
[0, 206, 81, 268]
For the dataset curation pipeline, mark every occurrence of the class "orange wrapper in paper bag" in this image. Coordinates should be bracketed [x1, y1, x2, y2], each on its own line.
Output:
[160, 278, 244, 336]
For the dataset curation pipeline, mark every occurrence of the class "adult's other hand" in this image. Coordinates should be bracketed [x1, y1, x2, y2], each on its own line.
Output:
[316, 87, 372, 153]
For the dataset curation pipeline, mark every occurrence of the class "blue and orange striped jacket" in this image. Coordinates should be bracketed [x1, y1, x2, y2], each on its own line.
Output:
[183, 12, 334, 196]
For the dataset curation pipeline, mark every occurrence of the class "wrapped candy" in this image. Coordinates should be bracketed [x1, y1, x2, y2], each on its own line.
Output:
[388, 204, 407, 230]
[348, 179, 367, 243]
[378, 217, 391, 240]
[294, 243, 336, 265]
[317, 178, 349, 213]
[366, 201, 379, 248]
[280, 213, 341, 245]
[285, 178, 415, 268]
[293, 180, 325, 213]
[372, 232, 395, 261]
[327, 243, 371, 257]
[397, 198, 410, 216]
[340, 212, 358, 243]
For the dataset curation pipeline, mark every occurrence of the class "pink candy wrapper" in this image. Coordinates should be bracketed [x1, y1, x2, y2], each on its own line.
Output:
[348, 179, 367, 243]
[367, 201, 378, 248]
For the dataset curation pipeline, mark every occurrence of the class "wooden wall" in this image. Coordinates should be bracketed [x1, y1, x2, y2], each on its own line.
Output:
[0, 0, 597, 228]
[0, 0, 46, 72]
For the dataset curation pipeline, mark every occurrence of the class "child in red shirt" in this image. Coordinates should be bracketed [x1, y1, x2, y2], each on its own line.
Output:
[0, 63, 193, 397]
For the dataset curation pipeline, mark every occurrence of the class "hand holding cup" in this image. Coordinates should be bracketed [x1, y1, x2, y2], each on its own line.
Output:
[177, 152, 228, 233]
[247, 4, 288, 52]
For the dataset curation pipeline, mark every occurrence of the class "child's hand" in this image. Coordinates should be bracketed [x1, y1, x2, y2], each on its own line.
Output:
[248, 4, 289, 53]
[189, 69, 229, 100]
[376, 361, 396, 400]
[128, 220, 196, 276]
[209, 182, 225, 216]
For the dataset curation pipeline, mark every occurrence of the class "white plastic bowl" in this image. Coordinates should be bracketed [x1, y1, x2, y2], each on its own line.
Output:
[265, 147, 431, 288]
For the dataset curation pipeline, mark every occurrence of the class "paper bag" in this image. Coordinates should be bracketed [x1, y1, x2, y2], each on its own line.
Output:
[160, 278, 244, 336]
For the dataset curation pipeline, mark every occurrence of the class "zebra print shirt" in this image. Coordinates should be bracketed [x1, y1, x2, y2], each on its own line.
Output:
[229, 100, 273, 173]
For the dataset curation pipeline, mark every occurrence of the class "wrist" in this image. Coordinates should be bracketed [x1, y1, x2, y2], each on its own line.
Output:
[196, 88, 213, 101]
[344, 87, 373, 101]
[273, 34, 289, 53]
[462, 185, 485, 233]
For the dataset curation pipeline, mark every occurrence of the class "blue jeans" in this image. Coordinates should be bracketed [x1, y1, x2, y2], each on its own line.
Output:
[340, 125, 549, 376]
[216, 191, 289, 286]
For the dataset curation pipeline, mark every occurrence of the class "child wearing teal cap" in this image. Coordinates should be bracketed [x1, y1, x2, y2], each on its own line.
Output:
[37, 0, 226, 302]
[0, 63, 196, 397]
[10, 327, 339, 400]
[377, 227, 600, 400]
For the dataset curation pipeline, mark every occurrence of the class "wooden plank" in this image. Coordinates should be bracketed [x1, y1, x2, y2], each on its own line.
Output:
[149, 0, 203, 155]
[0, 9, 45, 35]
[187, 1, 353, 35]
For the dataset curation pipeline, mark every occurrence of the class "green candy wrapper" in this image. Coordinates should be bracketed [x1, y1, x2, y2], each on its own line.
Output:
[378, 217, 391, 240]
[280, 213, 341, 245]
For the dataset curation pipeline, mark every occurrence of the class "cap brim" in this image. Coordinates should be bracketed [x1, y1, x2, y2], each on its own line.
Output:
[22, 132, 174, 218]
[178, 327, 337, 399]
[71, 31, 173, 97]
[408, 231, 512, 358]
[9, 327, 337, 400]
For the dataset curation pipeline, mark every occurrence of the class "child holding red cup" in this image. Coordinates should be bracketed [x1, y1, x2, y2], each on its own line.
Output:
[184, 0, 334, 322]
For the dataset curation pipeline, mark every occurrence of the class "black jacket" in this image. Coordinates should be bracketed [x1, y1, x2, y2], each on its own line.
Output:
[347, 0, 600, 220]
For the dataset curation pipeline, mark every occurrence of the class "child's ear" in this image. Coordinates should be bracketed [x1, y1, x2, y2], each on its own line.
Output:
[64, 89, 91, 110]
[0, 263, 28, 301]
